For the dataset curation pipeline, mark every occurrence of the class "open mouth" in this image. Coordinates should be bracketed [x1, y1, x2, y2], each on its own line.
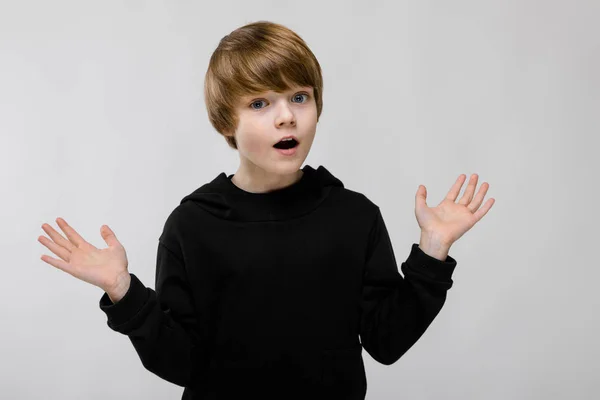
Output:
[273, 138, 299, 149]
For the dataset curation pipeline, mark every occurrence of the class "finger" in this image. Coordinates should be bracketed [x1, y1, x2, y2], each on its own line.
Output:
[415, 185, 428, 209]
[42, 222, 76, 252]
[467, 182, 490, 212]
[101, 225, 121, 248]
[38, 235, 71, 262]
[55, 217, 88, 248]
[458, 174, 478, 205]
[40, 254, 77, 277]
[446, 174, 467, 202]
[473, 198, 495, 222]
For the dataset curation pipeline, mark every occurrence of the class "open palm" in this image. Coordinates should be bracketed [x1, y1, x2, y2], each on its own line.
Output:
[38, 217, 129, 292]
[415, 174, 495, 246]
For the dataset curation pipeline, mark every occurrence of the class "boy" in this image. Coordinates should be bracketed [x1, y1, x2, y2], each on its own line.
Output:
[39, 20, 494, 400]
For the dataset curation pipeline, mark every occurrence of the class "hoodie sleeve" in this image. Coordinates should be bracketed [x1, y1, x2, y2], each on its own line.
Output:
[359, 207, 457, 366]
[98, 227, 207, 388]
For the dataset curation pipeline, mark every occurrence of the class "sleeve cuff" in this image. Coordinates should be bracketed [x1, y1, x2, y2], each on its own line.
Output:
[99, 273, 149, 328]
[401, 243, 457, 287]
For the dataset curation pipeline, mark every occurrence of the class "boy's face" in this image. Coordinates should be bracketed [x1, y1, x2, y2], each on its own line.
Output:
[228, 84, 318, 176]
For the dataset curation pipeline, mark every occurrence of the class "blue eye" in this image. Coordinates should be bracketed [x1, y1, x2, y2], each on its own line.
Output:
[250, 100, 267, 110]
[293, 93, 309, 103]
[250, 93, 309, 110]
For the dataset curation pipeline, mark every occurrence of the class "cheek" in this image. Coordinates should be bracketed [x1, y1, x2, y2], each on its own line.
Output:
[246, 138, 264, 154]
[241, 131, 268, 154]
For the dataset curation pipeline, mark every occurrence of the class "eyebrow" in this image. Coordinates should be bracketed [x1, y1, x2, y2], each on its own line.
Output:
[244, 86, 313, 99]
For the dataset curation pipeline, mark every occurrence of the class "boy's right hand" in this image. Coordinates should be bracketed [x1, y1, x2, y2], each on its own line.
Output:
[38, 217, 130, 297]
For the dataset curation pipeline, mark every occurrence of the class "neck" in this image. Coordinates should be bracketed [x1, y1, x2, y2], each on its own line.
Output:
[231, 168, 304, 194]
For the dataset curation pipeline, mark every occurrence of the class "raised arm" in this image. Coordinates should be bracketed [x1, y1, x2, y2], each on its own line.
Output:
[359, 207, 457, 365]
[99, 210, 208, 388]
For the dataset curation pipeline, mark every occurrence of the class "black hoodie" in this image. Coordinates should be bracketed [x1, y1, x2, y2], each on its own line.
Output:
[99, 164, 457, 400]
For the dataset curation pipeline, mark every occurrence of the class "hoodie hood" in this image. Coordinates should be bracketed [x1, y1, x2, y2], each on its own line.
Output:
[180, 164, 344, 222]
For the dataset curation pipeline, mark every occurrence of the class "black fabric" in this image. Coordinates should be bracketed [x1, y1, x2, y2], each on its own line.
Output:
[99, 164, 457, 399]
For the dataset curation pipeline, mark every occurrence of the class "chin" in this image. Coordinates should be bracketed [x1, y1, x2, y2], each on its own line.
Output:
[270, 160, 304, 174]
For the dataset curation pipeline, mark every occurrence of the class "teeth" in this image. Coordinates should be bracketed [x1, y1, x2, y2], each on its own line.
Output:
[282, 138, 293, 141]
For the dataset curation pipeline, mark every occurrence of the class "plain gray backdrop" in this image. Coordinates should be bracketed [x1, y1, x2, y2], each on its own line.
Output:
[2, 0, 598, 399]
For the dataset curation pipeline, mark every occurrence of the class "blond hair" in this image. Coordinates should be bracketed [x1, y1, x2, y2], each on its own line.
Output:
[204, 21, 324, 150]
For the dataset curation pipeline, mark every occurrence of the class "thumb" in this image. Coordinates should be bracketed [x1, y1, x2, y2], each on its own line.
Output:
[416, 185, 428, 209]
[100, 225, 120, 248]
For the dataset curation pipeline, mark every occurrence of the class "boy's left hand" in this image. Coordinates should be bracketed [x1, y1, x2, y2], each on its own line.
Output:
[415, 173, 495, 247]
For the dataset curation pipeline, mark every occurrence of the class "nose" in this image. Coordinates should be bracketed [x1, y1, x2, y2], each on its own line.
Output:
[275, 103, 296, 127]
[278, 119, 296, 127]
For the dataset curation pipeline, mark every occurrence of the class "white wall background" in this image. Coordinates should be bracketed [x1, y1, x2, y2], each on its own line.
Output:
[2, 0, 598, 399]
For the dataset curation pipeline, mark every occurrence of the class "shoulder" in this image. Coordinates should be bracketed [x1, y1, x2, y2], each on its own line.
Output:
[157, 204, 192, 250]
[331, 186, 381, 225]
